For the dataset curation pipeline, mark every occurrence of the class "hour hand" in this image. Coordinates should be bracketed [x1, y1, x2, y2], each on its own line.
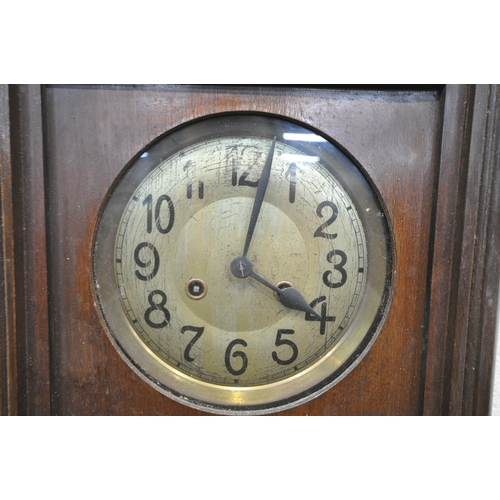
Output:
[230, 256, 321, 319]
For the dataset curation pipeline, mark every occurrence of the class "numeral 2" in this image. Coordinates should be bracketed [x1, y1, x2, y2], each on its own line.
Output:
[314, 201, 338, 239]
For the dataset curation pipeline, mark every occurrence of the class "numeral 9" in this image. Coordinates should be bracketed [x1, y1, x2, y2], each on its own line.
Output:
[134, 242, 160, 281]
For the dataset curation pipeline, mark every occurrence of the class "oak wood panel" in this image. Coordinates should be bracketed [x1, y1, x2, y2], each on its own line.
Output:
[43, 85, 441, 415]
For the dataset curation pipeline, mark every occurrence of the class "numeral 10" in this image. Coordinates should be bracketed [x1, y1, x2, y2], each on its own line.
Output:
[143, 193, 175, 234]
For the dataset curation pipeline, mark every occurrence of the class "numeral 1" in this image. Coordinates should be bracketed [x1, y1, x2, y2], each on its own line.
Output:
[285, 163, 297, 203]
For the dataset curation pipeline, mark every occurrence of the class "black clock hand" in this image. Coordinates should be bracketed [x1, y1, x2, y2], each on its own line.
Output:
[230, 256, 321, 318]
[231, 136, 320, 319]
[242, 137, 276, 258]
[252, 271, 321, 318]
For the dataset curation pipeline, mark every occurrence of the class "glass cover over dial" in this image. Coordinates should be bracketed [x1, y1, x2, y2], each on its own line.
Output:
[93, 113, 393, 414]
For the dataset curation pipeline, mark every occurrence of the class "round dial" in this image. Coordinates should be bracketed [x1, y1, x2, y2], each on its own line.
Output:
[93, 113, 393, 414]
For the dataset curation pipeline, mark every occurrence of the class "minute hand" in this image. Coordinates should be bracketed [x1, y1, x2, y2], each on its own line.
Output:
[242, 137, 276, 258]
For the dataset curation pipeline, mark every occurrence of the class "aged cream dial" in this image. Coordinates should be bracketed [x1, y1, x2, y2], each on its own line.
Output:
[93, 113, 393, 414]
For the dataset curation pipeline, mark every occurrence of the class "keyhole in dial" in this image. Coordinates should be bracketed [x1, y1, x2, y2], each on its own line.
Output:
[185, 278, 208, 300]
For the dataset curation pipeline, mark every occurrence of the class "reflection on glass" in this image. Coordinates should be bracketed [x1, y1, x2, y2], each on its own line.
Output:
[283, 133, 327, 143]
[281, 154, 320, 163]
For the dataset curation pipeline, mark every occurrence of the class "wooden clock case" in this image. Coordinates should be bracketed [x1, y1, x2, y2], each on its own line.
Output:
[1, 84, 499, 415]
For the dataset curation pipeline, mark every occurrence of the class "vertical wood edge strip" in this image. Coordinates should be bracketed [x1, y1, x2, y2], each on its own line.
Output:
[447, 85, 491, 413]
[459, 85, 500, 414]
[0, 84, 18, 414]
[424, 84, 500, 415]
[423, 84, 473, 415]
[8, 85, 51, 415]
[476, 84, 500, 414]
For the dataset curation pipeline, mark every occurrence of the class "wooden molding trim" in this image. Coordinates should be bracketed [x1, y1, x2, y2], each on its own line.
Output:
[424, 84, 500, 415]
[3, 85, 51, 415]
[0, 84, 18, 415]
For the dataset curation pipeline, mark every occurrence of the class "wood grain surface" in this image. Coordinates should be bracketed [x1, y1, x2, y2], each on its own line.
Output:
[2, 84, 498, 415]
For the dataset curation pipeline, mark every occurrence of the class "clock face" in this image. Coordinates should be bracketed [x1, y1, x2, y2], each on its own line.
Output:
[93, 113, 393, 414]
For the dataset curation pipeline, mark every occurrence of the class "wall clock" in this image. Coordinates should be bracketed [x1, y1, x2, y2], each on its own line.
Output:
[3, 85, 499, 416]
[92, 112, 394, 414]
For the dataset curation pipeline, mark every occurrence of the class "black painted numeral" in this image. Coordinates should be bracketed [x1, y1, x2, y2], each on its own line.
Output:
[143, 194, 175, 234]
[225, 339, 248, 376]
[181, 326, 204, 362]
[230, 147, 261, 187]
[187, 181, 204, 199]
[323, 250, 347, 288]
[272, 329, 298, 366]
[305, 296, 335, 336]
[144, 290, 170, 329]
[238, 166, 259, 187]
[134, 242, 160, 281]
[314, 201, 338, 239]
[285, 163, 297, 203]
